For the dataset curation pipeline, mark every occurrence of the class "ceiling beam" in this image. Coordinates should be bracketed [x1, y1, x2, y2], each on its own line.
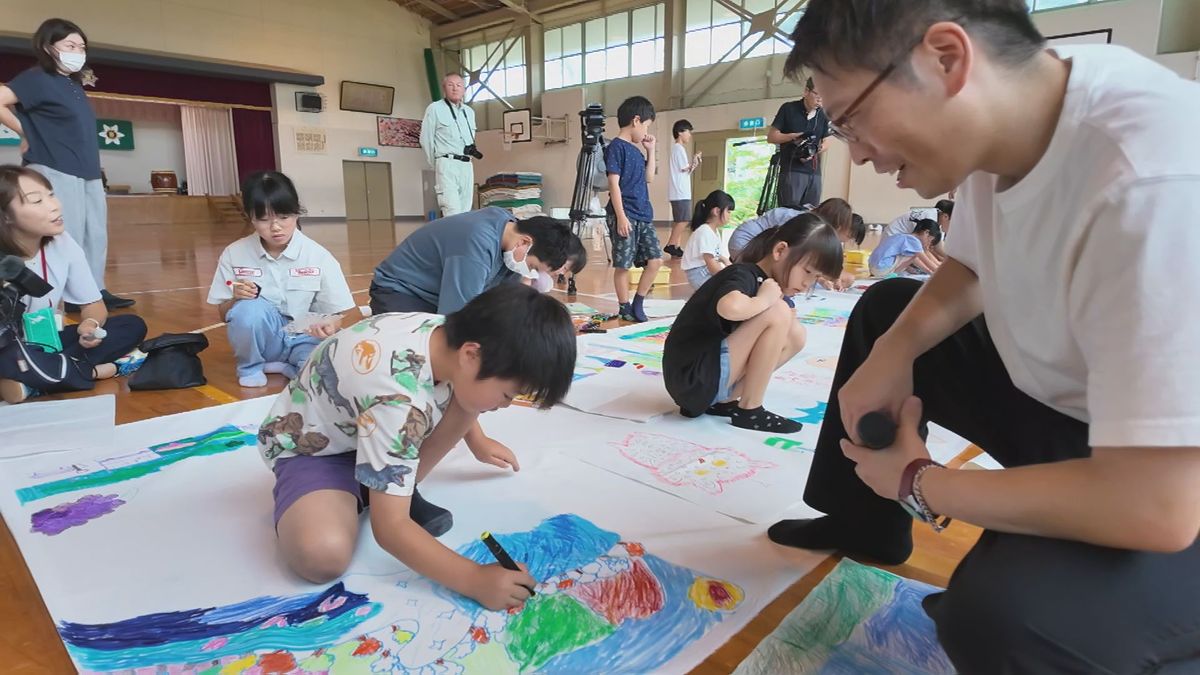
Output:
[394, 0, 460, 22]
[432, 0, 583, 39]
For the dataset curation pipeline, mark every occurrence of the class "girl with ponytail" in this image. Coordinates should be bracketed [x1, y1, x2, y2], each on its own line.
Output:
[680, 190, 734, 289]
[663, 212, 844, 432]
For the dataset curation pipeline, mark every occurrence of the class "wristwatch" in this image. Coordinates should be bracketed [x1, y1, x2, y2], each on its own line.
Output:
[899, 458, 952, 532]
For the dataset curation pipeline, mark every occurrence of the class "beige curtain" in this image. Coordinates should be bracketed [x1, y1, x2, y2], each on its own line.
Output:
[180, 106, 238, 196]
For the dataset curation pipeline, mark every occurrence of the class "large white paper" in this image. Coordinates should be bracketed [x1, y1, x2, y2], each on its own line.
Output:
[0, 400, 825, 675]
[562, 366, 677, 422]
[0, 395, 115, 460]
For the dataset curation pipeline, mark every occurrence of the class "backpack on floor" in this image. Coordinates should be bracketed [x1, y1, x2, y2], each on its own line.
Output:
[0, 329, 94, 393]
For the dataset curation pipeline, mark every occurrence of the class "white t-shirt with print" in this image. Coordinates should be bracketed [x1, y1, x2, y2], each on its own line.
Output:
[946, 44, 1200, 448]
[669, 143, 692, 201]
[681, 225, 726, 271]
[19, 233, 102, 312]
[207, 230, 355, 320]
[258, 313, 454, 497]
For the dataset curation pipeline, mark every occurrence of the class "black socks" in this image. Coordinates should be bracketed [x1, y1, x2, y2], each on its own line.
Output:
[767, 515, 914, 565]
[705, 400, 741, 418]
[730, 405, 803, 433]
[410, 487, 453, 537]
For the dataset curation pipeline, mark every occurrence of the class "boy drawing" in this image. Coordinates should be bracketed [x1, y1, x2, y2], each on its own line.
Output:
[606, 96, 663, 323]
[259, 284, 575, 610]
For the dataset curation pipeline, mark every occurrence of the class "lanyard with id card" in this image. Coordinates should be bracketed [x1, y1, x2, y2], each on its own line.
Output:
[21, 247, 63, 353]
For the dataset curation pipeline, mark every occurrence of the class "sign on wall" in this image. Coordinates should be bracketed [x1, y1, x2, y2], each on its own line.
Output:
[294, 126, 327, 154]
[96, 119, 134, 151]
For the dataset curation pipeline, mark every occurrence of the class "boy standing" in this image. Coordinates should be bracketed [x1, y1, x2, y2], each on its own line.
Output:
[606, 96, 662, 323]
[261, 284, 576, 610]
[663, 119, 702, 259]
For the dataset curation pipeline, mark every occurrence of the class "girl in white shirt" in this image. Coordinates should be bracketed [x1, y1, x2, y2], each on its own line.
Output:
[681, 190, 734, 289]
[0, 166, 146, 403]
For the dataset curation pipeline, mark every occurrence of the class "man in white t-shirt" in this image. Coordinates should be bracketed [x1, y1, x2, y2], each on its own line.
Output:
[662, 119, 701, 259]
[768, 2, 1200, 672]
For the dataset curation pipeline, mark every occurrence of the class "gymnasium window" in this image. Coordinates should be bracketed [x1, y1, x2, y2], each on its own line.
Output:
[454, 37, 527, 102]
[544, 3, 665, 89]
[683, 0, 803, 68]
[1026, 0, 1095, 10]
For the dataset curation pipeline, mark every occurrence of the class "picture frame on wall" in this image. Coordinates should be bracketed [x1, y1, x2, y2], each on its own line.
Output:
[377, 117, 422, 148]
[340, 81, 395, 115]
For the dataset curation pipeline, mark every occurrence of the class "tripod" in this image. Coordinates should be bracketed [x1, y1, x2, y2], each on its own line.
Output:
[562, 115, 610, 297]
[757, 151, 782, 216]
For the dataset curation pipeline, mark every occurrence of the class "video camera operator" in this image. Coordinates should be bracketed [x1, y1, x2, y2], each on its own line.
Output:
[767, 77, 833, 208]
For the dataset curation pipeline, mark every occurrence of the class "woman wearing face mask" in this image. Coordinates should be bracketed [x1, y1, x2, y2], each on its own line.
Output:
[0, 18, 134, 312]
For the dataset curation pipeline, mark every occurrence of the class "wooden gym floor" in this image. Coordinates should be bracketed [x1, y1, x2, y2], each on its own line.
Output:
[0, 214, 982, 673]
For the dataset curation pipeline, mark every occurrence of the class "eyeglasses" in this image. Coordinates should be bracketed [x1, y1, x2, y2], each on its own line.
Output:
[828, 33, 929, 144]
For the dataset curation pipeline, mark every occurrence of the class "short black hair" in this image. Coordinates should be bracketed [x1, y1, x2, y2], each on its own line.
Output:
[32, 18, 88, 84]
[617, 96, 656, 128]
[514, 216, 574, 272]
[565, 234, 588, 274]
[913, 218, 943, 246]
[785, 0, 1044, 82]
[672, 119, 693, 139]
[443, 284, 576, 408]
[935, 199, 955, 217]
[242, 171, 303, 220]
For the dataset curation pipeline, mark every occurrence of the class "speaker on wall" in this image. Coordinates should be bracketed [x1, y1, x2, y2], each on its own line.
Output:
[295, 92, 323, 113]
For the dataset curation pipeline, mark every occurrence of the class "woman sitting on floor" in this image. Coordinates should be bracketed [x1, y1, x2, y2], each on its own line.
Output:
[0, 165, 146, 403]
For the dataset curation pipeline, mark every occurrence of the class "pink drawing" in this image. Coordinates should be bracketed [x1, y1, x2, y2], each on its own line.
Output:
[201, 637, 229, 652]
[318, 595, 347, 613]
[259, 615, 288, 629]
[773, 369, 829, 389]
[608, 433, 776, 495]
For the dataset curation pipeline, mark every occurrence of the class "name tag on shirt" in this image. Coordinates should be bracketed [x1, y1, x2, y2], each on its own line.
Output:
[232, 266, 263, 278]
[290, 267, 322, 277]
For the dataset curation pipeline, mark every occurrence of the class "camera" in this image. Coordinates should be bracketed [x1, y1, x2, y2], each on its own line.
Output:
[793, 134, 818, 163]
[579, 104, 606, 149]
[1, 254, 53, 339]
[463, 144, 483, 160]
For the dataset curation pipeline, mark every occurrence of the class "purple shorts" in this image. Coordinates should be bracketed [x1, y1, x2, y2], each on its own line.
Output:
[272, 453, 369, 527]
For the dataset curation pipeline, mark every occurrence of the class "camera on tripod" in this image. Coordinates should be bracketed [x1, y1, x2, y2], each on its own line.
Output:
[579, 104, 606, 150]
[463, 143, 483, 160]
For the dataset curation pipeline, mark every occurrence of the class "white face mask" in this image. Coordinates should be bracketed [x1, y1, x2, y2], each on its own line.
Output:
[58, 51, 86, 73]
[503, 245, 540, 279]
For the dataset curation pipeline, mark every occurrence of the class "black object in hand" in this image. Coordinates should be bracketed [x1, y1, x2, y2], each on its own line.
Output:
[857, 410, 930, 450]
[857, 411, 897, 450]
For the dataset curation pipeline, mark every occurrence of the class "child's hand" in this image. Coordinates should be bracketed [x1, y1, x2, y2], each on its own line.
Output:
[468, 563, 537, 611]
[230, 279, 259, 300]
[470, 435, 521, 472]
[757, 278, 783, 304]
[305, 316, 342, 339]
[642, 133, 656, 150]
[616, 216, 632, 238]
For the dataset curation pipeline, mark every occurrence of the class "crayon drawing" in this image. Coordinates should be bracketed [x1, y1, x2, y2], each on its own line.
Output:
[30, 494, 126, 536]
[63, 514, 745, 675]
[15, 425, 255, 505]
[789, 402, 827, 426]
[617, 325, 671, 345]
[609, 433, 777, 495]
[734, 559, 953, 675]
[797, 308, 851, 328]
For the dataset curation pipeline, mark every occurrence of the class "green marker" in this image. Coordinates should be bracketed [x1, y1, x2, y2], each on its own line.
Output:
[481, 531, 536, 596]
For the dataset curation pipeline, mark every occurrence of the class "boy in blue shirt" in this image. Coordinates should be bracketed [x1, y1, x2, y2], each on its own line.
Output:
[605, 96, 663, 323]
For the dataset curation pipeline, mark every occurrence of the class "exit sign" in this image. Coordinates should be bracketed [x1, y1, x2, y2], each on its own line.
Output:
[358, 147, 379, 157]
[738, 117, 764, 130]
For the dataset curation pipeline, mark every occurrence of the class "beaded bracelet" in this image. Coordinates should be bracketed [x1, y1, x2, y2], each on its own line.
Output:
[911, 464, 953, 533]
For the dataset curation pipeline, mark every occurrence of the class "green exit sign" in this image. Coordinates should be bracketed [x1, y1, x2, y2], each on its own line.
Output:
[738, 117, 764, 130]
[358, 147, 379, 157]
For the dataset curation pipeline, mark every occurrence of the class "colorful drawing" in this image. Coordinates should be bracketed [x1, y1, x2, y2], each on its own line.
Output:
[15, 426, 254, 505]
[790, 402, 827, 425]
[733, 559, 953, 675]
[609, 433, 777, 495]
[377, 116, 422, 148]
[773, 369, 831, 390]
[30, 494, 126, 535]
[797, 308, 851, 328]
[64, 514, 744, 674]
[617, 325, 671, 345]
[763, 437, 809, 452]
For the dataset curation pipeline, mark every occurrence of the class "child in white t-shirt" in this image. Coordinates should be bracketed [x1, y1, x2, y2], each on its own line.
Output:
[681, 190, 734, 289]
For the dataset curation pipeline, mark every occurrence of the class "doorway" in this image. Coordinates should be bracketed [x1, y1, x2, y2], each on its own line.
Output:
[343, 160, 395, 250]
[689, 129, 771, 223]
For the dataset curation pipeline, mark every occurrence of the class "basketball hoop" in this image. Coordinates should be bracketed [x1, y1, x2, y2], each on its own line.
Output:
[501, 108, 533, 152]
[501, 131, 515, 152]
